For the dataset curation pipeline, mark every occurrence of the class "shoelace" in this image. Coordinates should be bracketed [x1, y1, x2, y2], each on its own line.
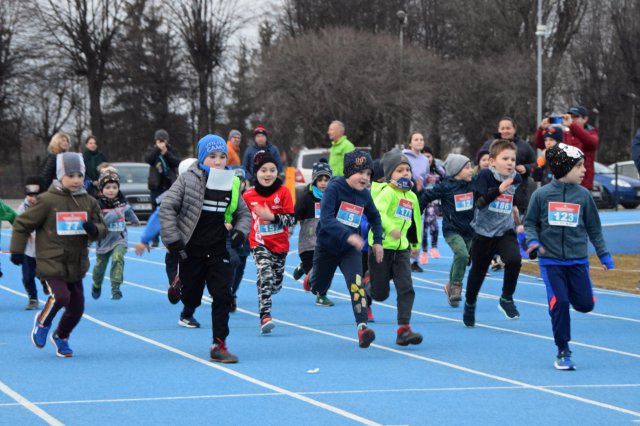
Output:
[214, 338, 228, 354]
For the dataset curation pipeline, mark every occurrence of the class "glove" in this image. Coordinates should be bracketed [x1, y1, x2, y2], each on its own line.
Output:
[599, 253, 614, 270]
[82, 221, 99, 238]
[10, 253, 25, 266]
[167, 241, 188, 260]
[524, 239, 541, 260]
[230, 230, 245, 248]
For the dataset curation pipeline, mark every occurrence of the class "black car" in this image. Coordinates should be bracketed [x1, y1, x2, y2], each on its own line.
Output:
[111, 162, 153, 220]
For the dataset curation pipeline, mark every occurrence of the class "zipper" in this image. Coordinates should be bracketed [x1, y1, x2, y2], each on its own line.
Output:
[561, 185, 566, 260]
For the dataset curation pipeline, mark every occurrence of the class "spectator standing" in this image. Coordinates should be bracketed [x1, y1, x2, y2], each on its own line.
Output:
[41, 132, 71, 190]
[632, 128, 640, 176]
[145, 129, 181, 210]
[241, 125, 283, 183]
[227, 130, 242, 166]
[534, 106, 599, 190]
[328, 120, 355, 177]
[82, 135, 108, 196]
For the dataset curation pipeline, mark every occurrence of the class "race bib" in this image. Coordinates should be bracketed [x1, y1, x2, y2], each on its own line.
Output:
[488, 194, 513, 214]
[454, 192, 474, 211]
[258, 220, 284, 235]
[548, 202, 580, 227]
[56, 212, 87, 235]
[314, 202, 321, 219]
[394, 199, 413, 221]
[108, 220, 126, 232]
[336, 201, 363, 228]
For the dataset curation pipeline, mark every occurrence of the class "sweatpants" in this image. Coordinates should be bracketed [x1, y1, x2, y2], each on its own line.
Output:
[465, 230, 521, 305]
[179, 254, 233, 342]
[38, 279, 84, 340]
[367, 248, 415, 325]
[92, 245, 127, 293]
[540, 263, 595, 353]
[165, 252, 196, 318]
[444, 233, 472, 284]
[252, 245, 287, 318]
[22, 255, 38, 300]
[299, 250, 314, 274]
[310, 245, 368, 325]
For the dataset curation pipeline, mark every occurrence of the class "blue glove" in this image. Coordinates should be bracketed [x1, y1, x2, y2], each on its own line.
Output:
[526, 240, 541, 260]
[599, 254, 614, 270]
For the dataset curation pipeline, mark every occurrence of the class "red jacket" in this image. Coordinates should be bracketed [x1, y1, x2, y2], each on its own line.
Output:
[535, 124, 599, 190]
[243, 185, 294, 253]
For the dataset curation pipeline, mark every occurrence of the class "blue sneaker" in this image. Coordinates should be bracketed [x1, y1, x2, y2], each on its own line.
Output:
[31, 313, 50, 348]
[554, 350, 576, 371]
[50, 334, 73, 358]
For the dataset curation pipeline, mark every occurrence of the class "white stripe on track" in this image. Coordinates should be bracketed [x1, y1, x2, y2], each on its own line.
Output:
[0, 380, 64, 426]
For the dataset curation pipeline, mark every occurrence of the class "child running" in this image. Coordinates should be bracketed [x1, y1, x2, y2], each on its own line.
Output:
[160, 135, 251, 363]
[91, 169, 140, 300]
[309, 150, 383, 348]
[524, 143, 613, 370]
[293, 160, 332, 294]
[419, 154, 475, 308]
[464, 139, 523, 327]
[243, 150, 296, 334]
[11, 153, 106, 357]
[368, 150, 423, 346]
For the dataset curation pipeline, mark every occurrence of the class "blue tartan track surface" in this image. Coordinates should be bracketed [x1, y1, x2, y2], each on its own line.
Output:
[0, 210, 639, 425]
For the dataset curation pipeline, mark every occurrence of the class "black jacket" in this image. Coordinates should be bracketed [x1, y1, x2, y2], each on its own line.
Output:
[144, 145, 181, 192]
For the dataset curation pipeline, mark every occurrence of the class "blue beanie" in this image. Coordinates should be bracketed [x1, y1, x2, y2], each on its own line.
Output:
[197, 134, 227, 165]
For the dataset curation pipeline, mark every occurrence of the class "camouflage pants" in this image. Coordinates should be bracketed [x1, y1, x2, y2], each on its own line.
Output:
[92, 245, 127, 291]
[252, 245, 287, 318]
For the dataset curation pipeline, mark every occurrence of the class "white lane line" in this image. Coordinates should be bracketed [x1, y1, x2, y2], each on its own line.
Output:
[0, 380, 64, 426]
[0, 285, 381, 426]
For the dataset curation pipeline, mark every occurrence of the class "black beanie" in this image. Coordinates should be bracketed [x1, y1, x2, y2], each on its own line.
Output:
[546, 143, 584, 179]
[253, 150, 278, 175]
[544, 124, 564, 144]
[25, 176, 44, 195]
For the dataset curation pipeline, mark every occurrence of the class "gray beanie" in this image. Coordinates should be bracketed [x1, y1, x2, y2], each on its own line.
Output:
[444, 153, 470, 178]
[381, 149, 411, 181]
[228, 129, 241, 140]
[154, 129, 169, 141]
[56, 153, 86, 181]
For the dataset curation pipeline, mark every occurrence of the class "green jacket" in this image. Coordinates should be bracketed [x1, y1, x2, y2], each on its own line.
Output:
[329, 135, 355, 177]
[11, 184, 106, 282]
[368, 183, 422, 251]
[0, 199, 17, 247]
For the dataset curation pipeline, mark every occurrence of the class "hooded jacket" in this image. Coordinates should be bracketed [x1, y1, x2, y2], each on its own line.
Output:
[368, 183, 421, 251]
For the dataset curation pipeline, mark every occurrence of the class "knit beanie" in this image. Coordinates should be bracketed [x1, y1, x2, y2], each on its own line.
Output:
[253, 125, 268, 137]
[475, 148, 490, 166]
[56, 153, 85, 181]
[98, 169, 120, 190]
[444, 153, 471, 178]
[228, 129, 241, 140]
[381, 149, 411, 181]
[253, 150, 278, 175]
[543, 124, 564, 144]
[312, 160, 332, 183]
[546, 143, 585, 179]
[178, 158, 197, 176]
[343, 150, 374, 179]
[25, 176, 44, 195]
[154, 129, 169, 141]
[197, 134, 227, 165]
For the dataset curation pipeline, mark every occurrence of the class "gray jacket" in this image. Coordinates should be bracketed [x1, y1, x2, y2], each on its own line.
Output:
[159, 164, 251, 247]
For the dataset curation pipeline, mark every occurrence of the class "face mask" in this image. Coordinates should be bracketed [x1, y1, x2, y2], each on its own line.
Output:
[392, 177, 413, 191]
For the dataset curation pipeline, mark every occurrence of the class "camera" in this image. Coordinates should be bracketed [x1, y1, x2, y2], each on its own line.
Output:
[548, 116, 563, 124]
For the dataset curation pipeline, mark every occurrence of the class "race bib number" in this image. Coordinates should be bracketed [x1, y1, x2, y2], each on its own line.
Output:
[548, 202, 580, 227]
[488, 194, 513, 214]
[258, 220, 284, 235]
[314, 202, 321, 219]
[394, 199, 413, 221]
[108, 219, 126, 232]
[56, 212, 87, 235]
[336, 201, 363, 228]
[454, 192, 474, 211]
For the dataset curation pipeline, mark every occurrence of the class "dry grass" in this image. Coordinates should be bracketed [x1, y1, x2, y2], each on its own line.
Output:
[521, 255, 640, 294]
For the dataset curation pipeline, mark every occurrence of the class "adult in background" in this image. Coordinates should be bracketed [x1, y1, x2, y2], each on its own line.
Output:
[481, 117, 537, 216]
[534, 105, 599, 190]
[328, 120, 355, 177]
[242, 125, 283, 183]
[632, 128, 640, 175]
[402, 131, 429, 191]
[41, 132, 71, 189]
[227, 130, 242, 167]
[82, 135, 108, 196]
[145, 129, 181, 211]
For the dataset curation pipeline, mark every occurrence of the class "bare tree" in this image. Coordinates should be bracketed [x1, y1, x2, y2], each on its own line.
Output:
[33, 0, 127, 147]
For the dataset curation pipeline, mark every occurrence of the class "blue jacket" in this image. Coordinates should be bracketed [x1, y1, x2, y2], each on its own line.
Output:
[524, 179, 608, 263]
[242, 142, 283, 181]
[316, 177, 383, 254]
[420, 177, 475, 240]
[140, 208, 161, 245]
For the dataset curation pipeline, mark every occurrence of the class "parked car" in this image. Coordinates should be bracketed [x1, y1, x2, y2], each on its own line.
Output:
[592, 161, 640, 209]
[608, 160, 639, 180]
[111, 162, 153, 220]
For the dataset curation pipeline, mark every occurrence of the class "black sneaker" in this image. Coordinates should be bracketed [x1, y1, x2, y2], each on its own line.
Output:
[210, 339, 238, 363]
[91, 286, 101, 300]
[410, 262, 423, 273]
[179, 316, 201, 328]
[463, 302, 476, 327]
[292, 264, 305, 281]
[396, 325, 423, 346]
[498, 298, 520, 320]
[358, 325, 375, 348]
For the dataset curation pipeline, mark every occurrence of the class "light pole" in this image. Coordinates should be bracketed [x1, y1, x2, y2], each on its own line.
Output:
[397, 10, 407, 62]
[535, 1, 546, 125]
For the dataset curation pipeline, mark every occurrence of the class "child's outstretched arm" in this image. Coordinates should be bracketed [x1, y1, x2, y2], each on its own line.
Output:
[583, 193, 613, 270]
[0, 200, 17, 224]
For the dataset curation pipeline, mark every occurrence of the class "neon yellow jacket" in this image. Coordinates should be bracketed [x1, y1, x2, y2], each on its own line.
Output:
[329, 136, 355, 176]
[368, 183, 421, 251]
